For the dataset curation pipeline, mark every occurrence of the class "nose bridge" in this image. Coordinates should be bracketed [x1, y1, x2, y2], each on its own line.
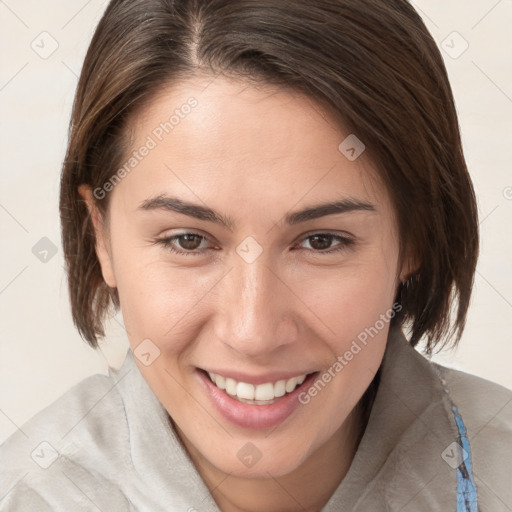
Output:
[216, 254, 293, 357]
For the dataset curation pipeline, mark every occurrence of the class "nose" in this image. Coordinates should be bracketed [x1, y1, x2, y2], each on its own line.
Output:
[214, 253, 298, 360]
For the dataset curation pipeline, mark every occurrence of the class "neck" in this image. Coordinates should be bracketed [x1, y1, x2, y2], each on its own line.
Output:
[172, 380, 378, 512]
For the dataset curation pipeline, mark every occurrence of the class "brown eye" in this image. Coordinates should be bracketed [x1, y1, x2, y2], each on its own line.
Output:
[155, 232, 211, 256]
[176, 234, 203, 250]
[308, 234, 334, 251]
[297, 232, 355, 254]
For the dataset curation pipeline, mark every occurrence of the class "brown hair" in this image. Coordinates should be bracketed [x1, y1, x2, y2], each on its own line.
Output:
[60, 0, 479, 353]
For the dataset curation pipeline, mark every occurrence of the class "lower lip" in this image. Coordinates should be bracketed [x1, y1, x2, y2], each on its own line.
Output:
[196, 370, 318, 430]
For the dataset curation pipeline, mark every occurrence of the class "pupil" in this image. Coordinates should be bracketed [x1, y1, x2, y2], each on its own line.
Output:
[180, 234, 201, 250]
[310, 235, 332, 250]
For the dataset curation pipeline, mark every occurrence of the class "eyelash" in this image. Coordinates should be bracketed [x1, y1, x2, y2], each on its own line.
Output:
[154, 232, 355, 257]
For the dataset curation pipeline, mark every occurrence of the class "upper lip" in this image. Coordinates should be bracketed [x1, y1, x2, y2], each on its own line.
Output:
[199, 368, 317, 385]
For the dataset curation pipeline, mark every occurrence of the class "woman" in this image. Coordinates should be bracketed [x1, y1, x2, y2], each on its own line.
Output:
[1, 0, 511, 511]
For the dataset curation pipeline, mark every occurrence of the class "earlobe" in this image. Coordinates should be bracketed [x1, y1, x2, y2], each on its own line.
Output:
[398, 246, 420, 284]
[78, 185, 117, 289]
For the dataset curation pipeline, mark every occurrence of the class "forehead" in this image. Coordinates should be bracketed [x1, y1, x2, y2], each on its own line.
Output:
[116, 76, 391, 216]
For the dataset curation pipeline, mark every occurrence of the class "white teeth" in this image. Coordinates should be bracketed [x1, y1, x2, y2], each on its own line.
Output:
[236, 382, 255, 400]
[274, 380, 286, 398]
[207, 371, 308, 404]
[285, 377, 298, 393]
[225, 377, 237, 396]
[216, 374, 226, 390]
[254, 382, 274, 401]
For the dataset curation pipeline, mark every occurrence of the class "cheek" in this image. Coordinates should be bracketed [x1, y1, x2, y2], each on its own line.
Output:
[295, 251, 398, 406]
[108, 227, 213, 349]
[116, 261, 213, 346]
[298, 254, 398, 344]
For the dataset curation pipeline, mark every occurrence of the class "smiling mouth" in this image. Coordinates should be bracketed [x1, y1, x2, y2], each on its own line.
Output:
[202, 370, 316, 405]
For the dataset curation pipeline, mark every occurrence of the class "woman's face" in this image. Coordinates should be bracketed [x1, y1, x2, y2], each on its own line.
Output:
[89, 77, 406, 478]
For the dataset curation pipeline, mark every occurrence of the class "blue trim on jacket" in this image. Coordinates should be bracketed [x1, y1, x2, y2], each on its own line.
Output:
[452, 406, 479, 512]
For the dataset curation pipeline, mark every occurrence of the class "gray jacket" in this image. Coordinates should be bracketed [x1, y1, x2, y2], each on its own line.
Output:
[1, 327, 511, 511]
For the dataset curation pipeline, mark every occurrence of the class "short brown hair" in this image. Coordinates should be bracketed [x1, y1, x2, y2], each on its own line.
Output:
[60, 0, 479, 352]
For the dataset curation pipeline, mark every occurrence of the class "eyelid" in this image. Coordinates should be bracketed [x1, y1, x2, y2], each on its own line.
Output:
[293, 231, 355, 253]
[156, 228, 214, 244]
[155, 230, 213, 251]
[294, 229, 354, 243]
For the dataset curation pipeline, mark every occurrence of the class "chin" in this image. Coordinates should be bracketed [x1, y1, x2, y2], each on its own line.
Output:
[214, 448, 307, 479]
[199, 430, 316, 479]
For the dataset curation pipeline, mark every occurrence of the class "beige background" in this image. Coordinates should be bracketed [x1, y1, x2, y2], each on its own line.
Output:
[0, 0, 511, 444]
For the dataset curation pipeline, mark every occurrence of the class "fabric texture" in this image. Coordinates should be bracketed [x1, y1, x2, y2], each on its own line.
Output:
[1, 326, 511, 511]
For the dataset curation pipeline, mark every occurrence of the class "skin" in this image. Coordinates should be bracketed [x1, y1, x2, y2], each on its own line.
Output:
[81, 76, 413, 512]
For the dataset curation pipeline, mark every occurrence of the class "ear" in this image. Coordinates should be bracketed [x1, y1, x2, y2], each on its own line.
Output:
[398, 251, 420, 284]
[78, 185, 117, 289]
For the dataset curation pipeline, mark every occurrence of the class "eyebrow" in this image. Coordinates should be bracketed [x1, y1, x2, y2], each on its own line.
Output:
[138, 194, 376, 230]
